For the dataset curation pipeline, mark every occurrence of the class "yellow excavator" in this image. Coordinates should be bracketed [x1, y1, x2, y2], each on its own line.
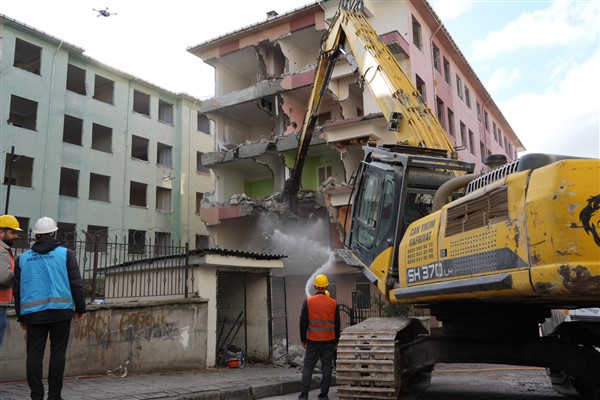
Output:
[283, 0, 600, 398]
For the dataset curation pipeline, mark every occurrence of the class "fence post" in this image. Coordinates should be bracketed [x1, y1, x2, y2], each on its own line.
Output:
[184, 242, 189, 298]
[91, 235, 99, 301]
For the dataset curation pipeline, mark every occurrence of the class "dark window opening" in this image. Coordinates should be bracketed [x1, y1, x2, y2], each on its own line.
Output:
[85, 225, 108, 253]
[91, 123, 112, 153]
[196, 192, 204, 214]
[432, 43, 440, 72]
[63, 115, 83, 145]
[66, 64, 86, 95]
[157, 142, 172, 166]
[133, 90, 151, 116]
[415, 75, 426, 103]
[57, 222, 77, 250]
[158, 100, 173, 124]
[411, 16, 422, 51]
[8, 95, 38, 130]
[13, 217, 30, 249]
[89, 173, 110, 202]
[156, 187, 172, 211]
[4, 154, 33, 188]
[14, 38, 41, 75]
[59, 167, 79, 197]
[195, 234, 209, 249]
[128, 229, 146, 255]
[197, 113, 210, 134]
[131, 135, 149, 161]
[129, 181, 147, 207]
[93, 74, 114, 104]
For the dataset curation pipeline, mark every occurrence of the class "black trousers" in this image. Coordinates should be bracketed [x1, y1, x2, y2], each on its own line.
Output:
[26, 318, 72, 400]
[301, 341, 335, 395]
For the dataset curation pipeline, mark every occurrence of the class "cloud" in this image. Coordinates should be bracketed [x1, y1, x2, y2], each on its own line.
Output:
[501, 51, 599, 158]
[471, 0, 599, 61]
[485, 67, 520, 96]
[429, 0, 474, 20]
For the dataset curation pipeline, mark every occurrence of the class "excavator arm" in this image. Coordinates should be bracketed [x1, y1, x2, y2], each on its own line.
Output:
[283, 0, 457, 207]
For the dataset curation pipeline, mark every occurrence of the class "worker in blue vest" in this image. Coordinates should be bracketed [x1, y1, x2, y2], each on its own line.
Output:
[13, 217, 86, 400]
[298, 273, 340, 400]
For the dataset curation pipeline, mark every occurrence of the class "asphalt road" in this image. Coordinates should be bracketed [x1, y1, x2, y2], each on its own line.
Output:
[265, 364, 564, 400]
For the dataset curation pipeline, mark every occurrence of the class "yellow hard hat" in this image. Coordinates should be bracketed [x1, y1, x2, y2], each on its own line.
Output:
[0, 215, 22, 231]
[314, 274, 329, 288]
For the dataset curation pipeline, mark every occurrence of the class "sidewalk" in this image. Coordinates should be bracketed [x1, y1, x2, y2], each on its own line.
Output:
[0, 364, 315, 400]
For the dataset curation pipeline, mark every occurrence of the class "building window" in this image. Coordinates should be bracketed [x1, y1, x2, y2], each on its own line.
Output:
[468, 130, 475, 155]
[415, 74, 426, 103]
[128, 229, 146, 255]
[484, 111, 489, 131]
[195, 234, 210, 249]
[354, 275, 371, 309]
[57, 222, 77, 250]
[93, 74, 114, 104]
[493, 122, 498, 142]
[89, 173, 110, 202]
[131, 135, 149, 161]
[156, 187, 172, 211]
[157, 142, 173, 166]
[3, 154, 33, 188]
[59, 167, 79, 197]
[476, 102, 482, 122]
[85, 225, 108, 253]
[317, 165, 333, 186]
[456, 75, 463, 100]
[129, 181, 147, 207]
[91, 123, 112, 153]
[196, 192, 204, 214]
[154, 232, 171, 256]
[464, 87, 471, 109]
[411, 16, 422, 51]
[447, 108, 455, 137]
[480, 142, 486, 163]
[432, 43, 440, 72]
[197, 113, 211, 134]
[158, 100, 173, 124]
[504, 136, 508, 150]
[436, 97, 445, 129]
[63, 115, 83, 146]
[13, 217, 30, 249]
[443, 57, 451, 85]
[8, 95, 38, 131]
[196, 152, 210, 174]
[460, 122, 467, 151]
[133, 90, 151, 116]
[13, 38, 41, 75]
[498, 128, 502, 145]
[66, 64, 86, 95]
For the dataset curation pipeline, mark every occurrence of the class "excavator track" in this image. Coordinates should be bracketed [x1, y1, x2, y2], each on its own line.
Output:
[336, 318, 431, 400]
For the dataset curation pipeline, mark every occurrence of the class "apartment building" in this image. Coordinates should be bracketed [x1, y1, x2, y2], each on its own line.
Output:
[188, 0, 526, 342]
[0, 14, 213, 253]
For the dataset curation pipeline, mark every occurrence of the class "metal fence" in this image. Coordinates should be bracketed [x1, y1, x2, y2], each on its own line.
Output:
[12, 234, 191, 300]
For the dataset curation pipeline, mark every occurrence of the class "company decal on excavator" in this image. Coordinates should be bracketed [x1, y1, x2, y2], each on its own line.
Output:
[580, 194, 600, 247]
[407, 262, 451, 283]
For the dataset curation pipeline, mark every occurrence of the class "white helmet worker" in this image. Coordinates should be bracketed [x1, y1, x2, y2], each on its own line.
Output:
[33, 217, 58, 235]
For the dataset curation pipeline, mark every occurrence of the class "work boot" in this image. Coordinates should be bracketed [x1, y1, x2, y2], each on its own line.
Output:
[318, 393, 329, 400]
[298, 392, 309, 399]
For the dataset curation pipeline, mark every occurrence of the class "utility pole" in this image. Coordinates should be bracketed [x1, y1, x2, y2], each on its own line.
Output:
[4, 146, 16, 214]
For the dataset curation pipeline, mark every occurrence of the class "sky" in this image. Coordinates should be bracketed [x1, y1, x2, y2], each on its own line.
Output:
[1, 0, 598, 158]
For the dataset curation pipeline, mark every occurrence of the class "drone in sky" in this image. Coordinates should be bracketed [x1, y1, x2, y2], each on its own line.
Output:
[93, 7, 117, 17]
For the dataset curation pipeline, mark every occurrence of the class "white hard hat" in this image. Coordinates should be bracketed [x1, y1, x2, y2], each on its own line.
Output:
[33, 217, 58, 235]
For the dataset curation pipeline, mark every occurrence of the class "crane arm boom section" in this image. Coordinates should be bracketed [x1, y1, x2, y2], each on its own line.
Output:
[284, 2, 456, 206]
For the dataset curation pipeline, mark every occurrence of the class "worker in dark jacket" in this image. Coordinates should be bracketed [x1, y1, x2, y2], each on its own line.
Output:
[13, 217, 86, 400]
[298, 273, 340, 400]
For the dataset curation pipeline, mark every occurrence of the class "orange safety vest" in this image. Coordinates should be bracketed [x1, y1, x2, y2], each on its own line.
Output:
[307, 293, 337, 341]
[0, 247, 14, 303]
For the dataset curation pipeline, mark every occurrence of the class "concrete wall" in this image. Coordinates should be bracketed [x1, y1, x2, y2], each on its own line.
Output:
[0, 299, 208, 382]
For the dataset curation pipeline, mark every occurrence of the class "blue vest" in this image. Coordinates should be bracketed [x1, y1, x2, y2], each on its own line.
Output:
[19, 246, 74, 315]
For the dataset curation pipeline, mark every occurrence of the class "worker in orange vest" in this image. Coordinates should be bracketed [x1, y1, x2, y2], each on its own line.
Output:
[298, 273, 340, 400]
[0, 215, 22, 346]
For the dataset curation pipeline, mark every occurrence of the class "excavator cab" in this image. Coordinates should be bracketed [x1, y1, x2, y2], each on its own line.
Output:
[346, 147, 474, 288]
